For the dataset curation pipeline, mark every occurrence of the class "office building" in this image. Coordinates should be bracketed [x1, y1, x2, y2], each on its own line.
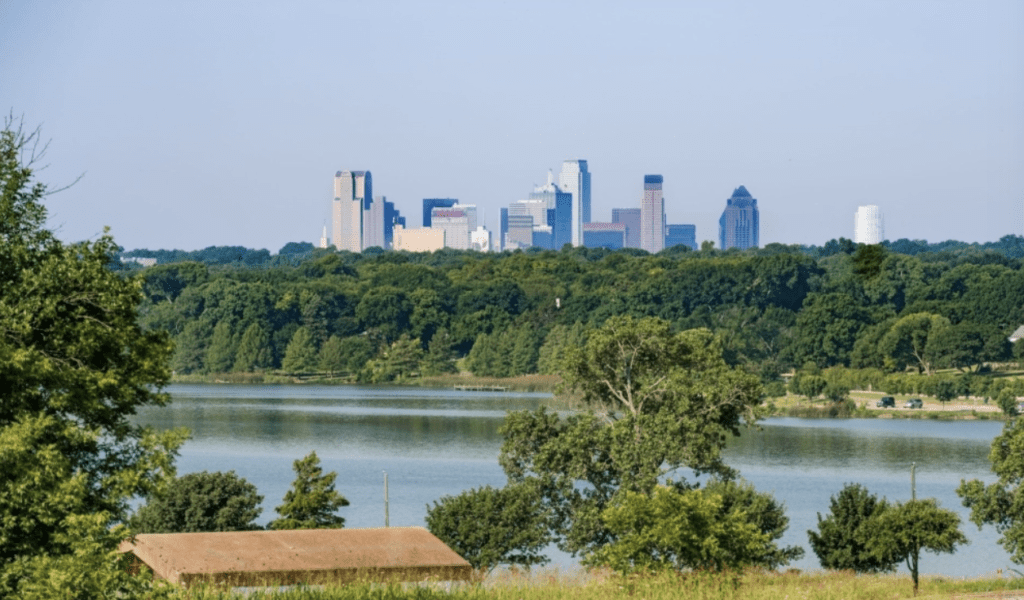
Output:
[612, 208, 642, 249]
[529, 170, 572, 249]
[640, 175, 665, 253]
[558, 160, 591, 247]
[471, 226, 492, 252]
[363, 196, 386, 250]
[665, 224, 697, 251]
[393, 225, 444, 252]
[333, 170, 371, 252]
[431, 207, 471, 250]
[499, 208, 509, 251]
[505, 214, 534, 250]
[384, 200, 405, 249]
[422, 198, 457, 228]
[583, 222, 627, 249]
[718, 185, 759, 250]
[854, 205, 884, 244]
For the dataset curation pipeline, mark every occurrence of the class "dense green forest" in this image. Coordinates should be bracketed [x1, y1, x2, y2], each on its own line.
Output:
[119, 236, 1024, 392]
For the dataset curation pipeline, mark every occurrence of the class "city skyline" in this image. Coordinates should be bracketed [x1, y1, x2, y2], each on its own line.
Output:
[2, 1, 1021, 251]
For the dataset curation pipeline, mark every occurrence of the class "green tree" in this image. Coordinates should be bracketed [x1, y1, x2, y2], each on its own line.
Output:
[363, 335, 425, 383]
[318, 334, 347, 377]
[269, 452, 348, 530]
[0, 121, 188, 597]
[425, 483, 551, 572]
[585, 481, 801, 574]
[808, 483, 898, 573]
[994, 388, 1020, 417]
[880, 312, 950, 375]
[420, 328, 458, 376]
[204, 320, 236, 373]
[958, 418, 1024, 564]
[933, 379, 958, 407]
[129, 471, 263, 533]
[233, 321, 273, 372]
[282, 326, 319, 373]
[500, 316, 764, 557]
[866, 499, 967, 595]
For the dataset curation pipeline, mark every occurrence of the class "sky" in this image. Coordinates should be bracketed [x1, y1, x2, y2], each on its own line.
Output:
[2, 0, 1022, 252]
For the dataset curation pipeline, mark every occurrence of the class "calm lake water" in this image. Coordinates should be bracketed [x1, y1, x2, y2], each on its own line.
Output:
[132, 383, 1012, 577]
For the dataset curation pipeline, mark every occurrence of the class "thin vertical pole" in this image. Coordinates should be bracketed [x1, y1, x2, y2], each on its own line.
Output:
[911, 462, 916, 501]
[384, 471, 390, 527]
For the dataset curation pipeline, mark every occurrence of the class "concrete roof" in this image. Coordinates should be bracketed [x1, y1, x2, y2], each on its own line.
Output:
[119, 527, 472, 587]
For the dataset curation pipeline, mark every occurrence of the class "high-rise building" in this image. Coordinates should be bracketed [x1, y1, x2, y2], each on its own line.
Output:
[384, 200, 404, 249]
[499, 208, 509, 251]
[528, 171, 572, 249]
[333, 170, 371, 252]
[612, 208, 642, 249]
[640, 175, 665, 253]
[363, 196, 386, 250]
[471, 226, 492, 252]
[505, 214, 534, 250]
[431, 207, 471, 250]
[583, 222, 627, 249]
[422, 198, 457, 228]
[854, 205, 884, 244]
[718, 185, 759, 250]
[665, 224, 697, 251]
[558, 160, 591, 247]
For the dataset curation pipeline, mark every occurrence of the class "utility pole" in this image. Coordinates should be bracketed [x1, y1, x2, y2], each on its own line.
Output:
[383, 471, 390, 527]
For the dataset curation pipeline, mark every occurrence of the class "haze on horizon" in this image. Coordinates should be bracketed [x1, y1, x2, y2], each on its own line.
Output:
[2, 1, 1022, 252]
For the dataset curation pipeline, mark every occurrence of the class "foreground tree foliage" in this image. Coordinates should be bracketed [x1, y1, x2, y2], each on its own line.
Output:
[958, 418, 1024, 564]
[130, 471, 263, 533]
[425, 483, 552, 572]
[867, 499, 967, 596]
[499, 316, 771, 561]
[269, 451, 349, 530]
[0, 120, 188, 597]
[808, 483, 898, 573]
[586, 481, 803, 574]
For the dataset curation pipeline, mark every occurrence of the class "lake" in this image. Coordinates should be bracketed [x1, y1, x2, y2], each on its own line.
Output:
[132, 383, 1013, 577]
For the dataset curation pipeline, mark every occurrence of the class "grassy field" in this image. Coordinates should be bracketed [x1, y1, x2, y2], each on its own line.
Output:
[165, 569, 1024, 600]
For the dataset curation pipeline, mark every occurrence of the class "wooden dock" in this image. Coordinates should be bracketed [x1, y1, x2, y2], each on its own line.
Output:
[453, 385, 509, 392]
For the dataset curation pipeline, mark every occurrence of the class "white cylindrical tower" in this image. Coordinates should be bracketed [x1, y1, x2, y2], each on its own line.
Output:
[854, 205, 884, 244]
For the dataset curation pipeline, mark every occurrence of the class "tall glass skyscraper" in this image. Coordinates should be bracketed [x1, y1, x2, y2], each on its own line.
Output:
[558, 160, 591, 247]
[640, 175, 665, 253]
[718, 185, 759, 250]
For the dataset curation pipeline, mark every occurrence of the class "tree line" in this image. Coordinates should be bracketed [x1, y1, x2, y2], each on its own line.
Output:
[122, 232, 1024, 391]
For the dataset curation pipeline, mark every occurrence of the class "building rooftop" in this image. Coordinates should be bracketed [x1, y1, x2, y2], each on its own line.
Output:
[119, 527, 472, 587]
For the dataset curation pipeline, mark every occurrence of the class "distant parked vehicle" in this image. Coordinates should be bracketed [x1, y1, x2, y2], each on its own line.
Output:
[876, 396, 895, 408]
[905, 398, 923, 409]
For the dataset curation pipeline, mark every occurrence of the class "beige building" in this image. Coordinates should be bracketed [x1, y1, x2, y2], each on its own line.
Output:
[333, 170, 371, 252]
[393, 225, 444, 252]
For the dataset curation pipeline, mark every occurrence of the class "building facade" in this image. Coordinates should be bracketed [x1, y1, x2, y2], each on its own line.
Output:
[854, 205, 884, 244]
[333, 170, 371, 252]
[665, 224, 697, 251]
[422, 199, 457, 228]
[431, 207, 471, 250]
[718, 185, 759, 250]
[583, 222, 627, 249]
[558, 160, 591, 247]
[612, 208, 642, 249]
[640, 175, 665, 253]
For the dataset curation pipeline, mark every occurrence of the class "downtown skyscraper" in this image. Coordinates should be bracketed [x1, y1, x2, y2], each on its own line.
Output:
[333, 170, 372, 252]
[718, 185, 759, 250]
[640, 175, 665, 253]
[558, 160, 591, 247]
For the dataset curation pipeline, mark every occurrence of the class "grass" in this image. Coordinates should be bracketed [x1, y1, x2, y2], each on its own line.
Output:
[166, 569, 1024, 600]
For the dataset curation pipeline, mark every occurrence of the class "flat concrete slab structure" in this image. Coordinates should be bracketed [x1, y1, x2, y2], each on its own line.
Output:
[119, 527, 472, 587]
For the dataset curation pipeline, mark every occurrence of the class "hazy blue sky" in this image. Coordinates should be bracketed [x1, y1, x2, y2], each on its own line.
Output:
[3, 1, 1022, 252]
